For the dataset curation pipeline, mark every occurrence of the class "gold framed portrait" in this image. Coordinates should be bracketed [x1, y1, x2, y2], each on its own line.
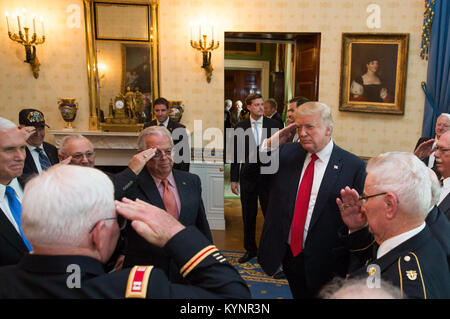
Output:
[339, 33, 409, 115]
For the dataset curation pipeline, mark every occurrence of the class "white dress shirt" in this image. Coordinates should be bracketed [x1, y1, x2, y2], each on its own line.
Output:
[376, 222, 426, 259]
[0, 178, 23, 234]
[288, 139, 334, 247]
[427, 138, 437, 168]
[438, 177, 450, 205]
[249, 116, 264, 146]
[157, 117, 170, 127]
[26, 144, 49, 173]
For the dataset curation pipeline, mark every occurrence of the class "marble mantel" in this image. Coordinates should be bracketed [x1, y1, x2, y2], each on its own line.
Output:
[50, 130, 139, 166]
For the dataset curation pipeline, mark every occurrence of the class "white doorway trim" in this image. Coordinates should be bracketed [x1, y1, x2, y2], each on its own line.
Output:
[224, 59, 270, 100]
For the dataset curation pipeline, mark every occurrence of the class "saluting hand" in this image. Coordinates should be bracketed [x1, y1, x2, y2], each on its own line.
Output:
[414, 139, 435, 160]
[266, 123, 297, 148]
[128, 148, 157, 175]
[115, 198, 185, 248]
[336, 186, 367, 233]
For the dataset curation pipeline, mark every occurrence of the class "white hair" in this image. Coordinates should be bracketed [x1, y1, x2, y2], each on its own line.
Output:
[137, 125, 173, 150]
[438, 113, 450, 121]
[366, 152, 431, 218]
[59, 134, 94, 155]
[0, 117, 17, 130]
[295, 101, 334, 131]
[225, 99, 232, 108]
[22, 165, 115, 247]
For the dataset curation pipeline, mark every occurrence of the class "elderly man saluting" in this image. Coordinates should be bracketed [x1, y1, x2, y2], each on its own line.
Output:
[336, 152, 450, 299]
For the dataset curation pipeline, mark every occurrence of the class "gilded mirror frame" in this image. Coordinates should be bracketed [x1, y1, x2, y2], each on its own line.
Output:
[83, 0, 160, 130]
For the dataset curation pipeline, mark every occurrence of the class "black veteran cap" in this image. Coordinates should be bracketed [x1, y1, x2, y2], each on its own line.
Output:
[19, 109, 50, 128]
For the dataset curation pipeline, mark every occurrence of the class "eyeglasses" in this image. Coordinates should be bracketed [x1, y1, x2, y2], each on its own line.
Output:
[435, 147, 450, 153]
[152, 149, 172, 159]
[71, 151, 95, 161]
[89, 217, 127, 233]
[358, 192, 387, 204]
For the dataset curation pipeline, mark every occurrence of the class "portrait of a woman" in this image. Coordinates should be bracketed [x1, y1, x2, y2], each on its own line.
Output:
[350, 57, 394, 103]
[348, 43, 398, 104]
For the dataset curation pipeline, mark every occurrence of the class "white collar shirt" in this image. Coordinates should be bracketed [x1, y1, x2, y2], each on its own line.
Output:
[249, 116, 264, 146]
[288, 139, 334, 246]
[0, 178, 23, 234]
[376, 223, 426, 259]
[438, 177, 450, 205]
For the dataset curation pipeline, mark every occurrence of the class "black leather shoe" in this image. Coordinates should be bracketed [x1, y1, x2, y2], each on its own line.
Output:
[273, 271, 286, 279]
[238, 251, 256, 263]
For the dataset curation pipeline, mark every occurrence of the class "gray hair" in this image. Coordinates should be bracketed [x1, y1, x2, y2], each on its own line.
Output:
[295, 102, 334, 131]
[59, 134, 94, 156]
[225, 99, 232, 108]
[22, 165, 115, 247]
[137, 126, 174, 151]
[366, 152, 431, 219]
[438, 113, 450, 121]
[0, 117, 17, 130]
[319, 276, 402, 299]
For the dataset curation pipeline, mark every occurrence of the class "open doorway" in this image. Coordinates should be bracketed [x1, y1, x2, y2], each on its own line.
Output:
[225, 32, 321, 116]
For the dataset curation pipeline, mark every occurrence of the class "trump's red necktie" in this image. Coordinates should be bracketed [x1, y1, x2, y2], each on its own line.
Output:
[290, 153, 318, 257]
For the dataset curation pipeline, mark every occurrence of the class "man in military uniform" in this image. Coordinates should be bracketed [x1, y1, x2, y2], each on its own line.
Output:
[0, 165, 250, 299]
[336, 152, 450, 299]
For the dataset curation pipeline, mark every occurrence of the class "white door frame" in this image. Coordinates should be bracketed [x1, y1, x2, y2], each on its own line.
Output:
[224, 59, 270, 100]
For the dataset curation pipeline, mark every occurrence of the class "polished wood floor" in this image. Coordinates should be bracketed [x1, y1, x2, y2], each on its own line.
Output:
[211, 198, 265, 251]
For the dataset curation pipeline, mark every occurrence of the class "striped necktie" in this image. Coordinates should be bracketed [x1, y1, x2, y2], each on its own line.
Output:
[35, 147, 51, 170]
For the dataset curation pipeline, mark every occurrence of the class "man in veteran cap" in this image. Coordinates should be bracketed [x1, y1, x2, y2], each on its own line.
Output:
[18, 109, 59, 179]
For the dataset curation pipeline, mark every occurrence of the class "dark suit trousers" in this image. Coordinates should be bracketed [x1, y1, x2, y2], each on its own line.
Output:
[240, 183, 268, 254]
[282, 245, 315, 299]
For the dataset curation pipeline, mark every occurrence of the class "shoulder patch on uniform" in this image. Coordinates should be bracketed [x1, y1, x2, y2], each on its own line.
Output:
[125, 265, 153, 299]
[180, 245, 218, 278]
[397, 252, 427, 299]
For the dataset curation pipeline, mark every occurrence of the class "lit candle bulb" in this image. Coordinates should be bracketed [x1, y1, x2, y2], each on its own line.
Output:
[32, 14, 36, 34]
[40, 16, 44, 36]
[5, 11, 10, 33]
[16, 11, 21, 31]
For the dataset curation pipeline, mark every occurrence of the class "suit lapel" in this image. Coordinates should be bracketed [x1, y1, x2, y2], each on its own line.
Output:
[136, 169, 165, 209]
[43, 143, 57, 165]
[308, 144, 343, 231]
[0, 208, 27, 253]
[24, 147, 38, 174]
[438, 193, 450, 216]
[288, 147, 307, 220]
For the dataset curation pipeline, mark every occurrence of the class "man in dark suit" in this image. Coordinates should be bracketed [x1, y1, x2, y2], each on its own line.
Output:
[336, 152, 450, 299]
[114, 126, 212, 282]
[258, 102, 366, 298]
[230, 93, 281, 263]
[143, 97, 190, 172]
[414, 113, 450, 178]
[0, 118, 32, 267]
[18, 109, 59, 179]
[264, 98, 284, 130]
[434, 131, 450, 220]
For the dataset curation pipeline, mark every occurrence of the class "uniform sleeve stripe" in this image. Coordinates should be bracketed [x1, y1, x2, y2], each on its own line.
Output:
[125, 265, 153, 299]
[409, 252, 427, 299]
[180, 245, 218, 277]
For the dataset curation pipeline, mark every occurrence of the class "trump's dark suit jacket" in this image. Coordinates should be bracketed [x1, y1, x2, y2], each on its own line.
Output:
[258, 142, 366, 293]
[114, 167, 212, 282]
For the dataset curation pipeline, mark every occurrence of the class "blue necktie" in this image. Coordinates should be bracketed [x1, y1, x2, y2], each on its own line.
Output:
[35, 147, 51, 171]
[159, 123, 165, 127]
[5, 186, 32, 251]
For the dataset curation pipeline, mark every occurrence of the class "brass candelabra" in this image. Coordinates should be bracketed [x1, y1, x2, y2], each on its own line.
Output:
[6, 10, 45, 79]
[190, 33, 219, 83]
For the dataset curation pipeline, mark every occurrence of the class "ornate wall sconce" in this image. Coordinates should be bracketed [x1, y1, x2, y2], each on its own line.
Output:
[5, 9, 45, 79]
[190, 21, 219, 83]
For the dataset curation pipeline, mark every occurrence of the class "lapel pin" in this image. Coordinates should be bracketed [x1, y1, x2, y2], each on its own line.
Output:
[182, 181, 187, 185]
[334, 165, 339, 170]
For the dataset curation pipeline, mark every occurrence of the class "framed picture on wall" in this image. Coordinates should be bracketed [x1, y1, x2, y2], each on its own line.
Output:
[121, 44, 152, 94]
[339, 33, 409, 115]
